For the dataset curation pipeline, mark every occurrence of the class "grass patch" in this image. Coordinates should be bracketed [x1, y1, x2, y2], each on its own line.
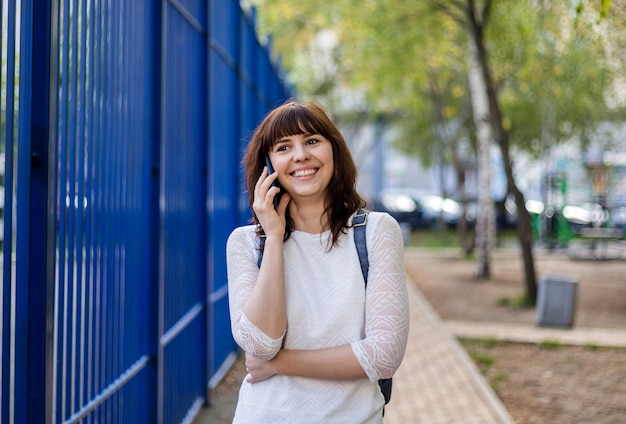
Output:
[479, 336, 500, 348]
[406, 228, 519, 249]
[497, 293, 533, 309]
[584, 343, 600, 351]
[459, 336, 500, 349]
[460, 339, 497, 372]
[459, 338, 509, 394]
[467, 349, 495, 372]
[490, 372, 509, 393]
[407, 229, 461, 248]
[539, 339, 562, 349]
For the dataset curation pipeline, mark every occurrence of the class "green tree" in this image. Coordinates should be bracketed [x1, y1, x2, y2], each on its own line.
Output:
[251, 0, 625, 302]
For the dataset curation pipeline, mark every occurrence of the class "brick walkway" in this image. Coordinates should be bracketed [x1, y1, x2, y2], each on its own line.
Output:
[383, 281, 515, 424]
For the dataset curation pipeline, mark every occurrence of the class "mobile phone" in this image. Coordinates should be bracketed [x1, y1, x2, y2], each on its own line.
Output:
[265, 156, 281, 209]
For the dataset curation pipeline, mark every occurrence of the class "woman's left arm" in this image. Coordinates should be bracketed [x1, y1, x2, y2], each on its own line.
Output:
[351, 213, 410, 380]
[245, 344, 366, 383]
[245, 214, 410, 383]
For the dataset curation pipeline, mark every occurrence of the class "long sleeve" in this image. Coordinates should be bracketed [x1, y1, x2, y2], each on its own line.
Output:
[351, 213, 410, 381]
[227, 227, 285, 359]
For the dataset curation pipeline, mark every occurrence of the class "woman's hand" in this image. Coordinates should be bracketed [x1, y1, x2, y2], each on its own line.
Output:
[245, 352, 277, 384]
[252, 166, 290, 236]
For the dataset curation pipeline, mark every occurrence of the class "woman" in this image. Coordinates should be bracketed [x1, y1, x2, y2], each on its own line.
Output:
[226, 101, 409, 423]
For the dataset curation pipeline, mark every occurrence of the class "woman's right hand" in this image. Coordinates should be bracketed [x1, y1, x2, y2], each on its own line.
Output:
[252, 166, 290, 236]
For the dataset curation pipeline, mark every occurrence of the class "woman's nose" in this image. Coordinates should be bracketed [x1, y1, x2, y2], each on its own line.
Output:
[292, 145, 310, 162]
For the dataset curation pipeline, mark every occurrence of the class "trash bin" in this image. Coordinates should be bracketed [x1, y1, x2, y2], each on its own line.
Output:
[536, 274, 579, 328]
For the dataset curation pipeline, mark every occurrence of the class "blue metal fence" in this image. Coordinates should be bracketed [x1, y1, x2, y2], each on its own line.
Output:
[1, 1, 292, 422]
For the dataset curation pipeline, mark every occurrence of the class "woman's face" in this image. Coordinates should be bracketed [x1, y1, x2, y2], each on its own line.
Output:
[267, 132, 334, 205]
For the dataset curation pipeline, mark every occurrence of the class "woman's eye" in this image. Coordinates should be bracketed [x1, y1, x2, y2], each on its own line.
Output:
[307, 138, 319, 145]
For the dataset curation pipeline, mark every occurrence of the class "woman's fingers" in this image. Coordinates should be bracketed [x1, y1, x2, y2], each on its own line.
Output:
[245, 352, 276, 384]
[277, 191, 291, 213]
[253, 167, 288, 235]
[253, 167, 277, 210]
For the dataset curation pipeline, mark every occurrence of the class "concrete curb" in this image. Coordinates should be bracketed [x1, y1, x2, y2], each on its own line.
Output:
[445, 320, 626, 348]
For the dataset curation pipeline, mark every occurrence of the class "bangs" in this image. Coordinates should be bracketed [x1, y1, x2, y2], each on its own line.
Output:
[262, 103, 330, 150]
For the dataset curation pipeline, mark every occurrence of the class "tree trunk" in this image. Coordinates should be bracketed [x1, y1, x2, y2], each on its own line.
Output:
[450, 139, 473, 257]
[467, 38, 494, 280]
[467, 1, 538, 302]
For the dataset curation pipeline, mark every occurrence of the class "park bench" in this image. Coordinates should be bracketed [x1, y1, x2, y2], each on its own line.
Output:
[568, 227, 624, 260]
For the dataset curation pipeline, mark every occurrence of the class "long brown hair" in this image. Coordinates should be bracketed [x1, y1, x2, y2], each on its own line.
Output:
[243, 100, 365, 247]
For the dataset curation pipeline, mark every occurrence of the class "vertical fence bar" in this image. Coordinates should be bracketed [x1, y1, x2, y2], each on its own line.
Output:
[2, 0, 18, 421]
[10, 0, 58, 421]
[46, 2, 60, 422]
[157, 0, 167, 419]
[76, 0, 88, 415]
[1, 0, 11, 419]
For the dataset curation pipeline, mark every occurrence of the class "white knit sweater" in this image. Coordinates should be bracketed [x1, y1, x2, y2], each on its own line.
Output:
[227, 212, 410, 423]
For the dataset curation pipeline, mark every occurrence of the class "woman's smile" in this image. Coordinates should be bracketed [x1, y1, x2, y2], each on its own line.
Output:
[291, 168, 318, 178]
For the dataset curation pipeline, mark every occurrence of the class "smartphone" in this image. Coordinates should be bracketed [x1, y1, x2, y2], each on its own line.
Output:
[265, 156, 281, 209]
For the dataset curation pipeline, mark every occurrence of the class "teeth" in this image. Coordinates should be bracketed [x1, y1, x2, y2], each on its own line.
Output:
[293, 169, 317, 177]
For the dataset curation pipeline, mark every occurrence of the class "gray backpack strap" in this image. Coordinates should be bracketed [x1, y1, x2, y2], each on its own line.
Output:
[352, 209, 369, 283]
[257, 235, 266, 268]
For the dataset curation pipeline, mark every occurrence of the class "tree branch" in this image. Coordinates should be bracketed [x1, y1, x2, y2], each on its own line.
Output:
[430, 1, 467, 27]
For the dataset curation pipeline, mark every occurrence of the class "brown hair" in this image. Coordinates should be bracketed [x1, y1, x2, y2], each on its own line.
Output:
[243, 100, 365, 247]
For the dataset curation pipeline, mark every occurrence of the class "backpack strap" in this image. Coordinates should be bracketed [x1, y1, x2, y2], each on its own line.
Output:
[352, 209, 369, 284]
[257, 234, 265, 268]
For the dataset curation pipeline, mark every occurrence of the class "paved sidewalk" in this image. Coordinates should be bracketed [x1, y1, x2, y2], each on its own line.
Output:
[383, 280, 515, 424]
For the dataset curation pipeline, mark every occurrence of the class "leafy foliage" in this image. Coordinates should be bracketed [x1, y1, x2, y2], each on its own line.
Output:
[251, 0, 624, 165]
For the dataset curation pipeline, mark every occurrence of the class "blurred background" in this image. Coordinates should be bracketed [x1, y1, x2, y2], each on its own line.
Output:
[246, 0, 626, 254]
[2, 1, 625, 422]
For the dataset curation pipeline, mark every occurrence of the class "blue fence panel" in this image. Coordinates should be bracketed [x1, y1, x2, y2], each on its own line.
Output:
[49, 1, 158, 422]
[207, 0, 240, 391]
[1, 0, 293, 422]
[159, 1, 207, 422]
[206, 1, 294, 397]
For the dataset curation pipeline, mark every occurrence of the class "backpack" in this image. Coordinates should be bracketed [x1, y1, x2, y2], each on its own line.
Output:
[257, 208, 392, 405]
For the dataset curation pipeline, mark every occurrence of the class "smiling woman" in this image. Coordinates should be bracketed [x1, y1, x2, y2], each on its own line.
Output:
[226, 100, 410, 423]
[267, 132, 334, 209]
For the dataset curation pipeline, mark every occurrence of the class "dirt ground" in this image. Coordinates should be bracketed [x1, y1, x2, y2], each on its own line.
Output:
[197, 244, 626, 424]
[405, 246, 626, 424]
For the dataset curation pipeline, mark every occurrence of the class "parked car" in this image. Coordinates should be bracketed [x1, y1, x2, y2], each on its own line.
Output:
[368, 191, 426, 230]
[464, 196, 520, 230]
[368, 189, 462, 229]
[561, 202, 608, 232]
[416, 192, 461, 228]
[607, 205, 626, 230]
